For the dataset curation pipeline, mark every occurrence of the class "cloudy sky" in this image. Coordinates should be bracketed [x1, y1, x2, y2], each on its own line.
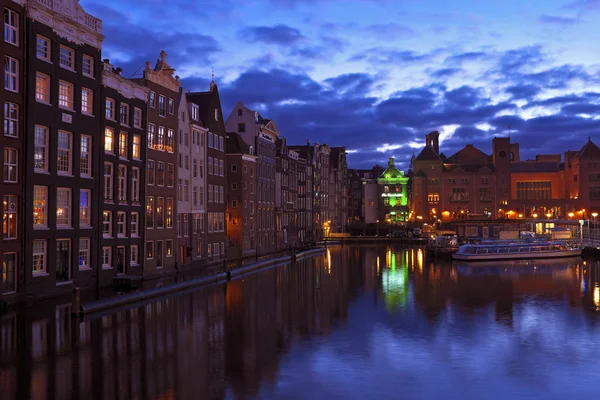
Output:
[82, 0, 600, 170]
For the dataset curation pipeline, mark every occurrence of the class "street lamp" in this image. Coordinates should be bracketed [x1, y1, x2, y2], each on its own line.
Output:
[568, 212, 575, 219]
[546, 213, 551, 220]
[532, 213, 538, 219]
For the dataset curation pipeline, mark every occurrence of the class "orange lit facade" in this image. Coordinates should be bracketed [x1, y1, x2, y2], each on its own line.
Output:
[411, 132, 600, 221]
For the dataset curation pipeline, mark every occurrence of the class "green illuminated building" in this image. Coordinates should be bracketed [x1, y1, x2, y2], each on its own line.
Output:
[378, 157, 409, 223]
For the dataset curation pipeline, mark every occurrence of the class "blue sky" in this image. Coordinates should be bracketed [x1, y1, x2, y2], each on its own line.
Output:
[82, 0, 600, 169]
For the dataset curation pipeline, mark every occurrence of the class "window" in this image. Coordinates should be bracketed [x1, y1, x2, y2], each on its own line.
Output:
[208, 157, 213, 175]
[231, 164, 237, 173]
[79, 189, 91, 227]
[120, 103, 129, 125]
[219, 159, 224, 176]
[3, 148, 17, 182]
[33, 186, 47, 227]
[156, 197, 164, 228]
[184, 180, 189, 202]
[3, 195, 17, 239]
[157, 127, 164, 149]
[231, 182, 237, 190]
[79, 238, 90, 270]
[36, 36, 50, 60]
[80, 135, 91, 177]
[34, 126, 48, 172]
[4, 56, 17, 92]
[177, 214, 182, 237]
[118, 132, 127, 158]
[199, 160, 203, 176]
[193, 159, 198, 177]
[118, 165, 127, 202]
[103, 163, 113, 201]
[168, 98, 174, 114]
[192, 105, 199, 120]
[146, 241, 154, 259]
[58, 81, 74, 109]
[102, 247, 111, 268]
[35, 73, 50, 103]
[166, 198, 173, 228]
[167, 163, 174, 187]
[4, 9, 18, 45]
[131, 212, 139, 236]
[232, 200, 237, 208]
[166, 240, 173, 257]
[105, 126, 115, 152]
[178, 179, 183, 200]
[82, 55, 94, 77]
[57, 131, 72, 174]
[158, 95, 166, 116]
[117, 212, 126, 237]
[3, 102, 17, 137]
[208, 185, 213, 203]
[147, 123, 155, 148]
[33, 240, 47, 274]
[133, 107, 142, 128]
[237, 123, 245, 133]
[131, 245, 139, 265]
[208, 133, 213, 149]
[132, 135, 140, 159]
[149, 91, 156, 108]
[131, 167, 140, 202]
[157, 161, 165, 186]
[193, 186, 198, 206]
[81, 88, 93, 114]
[167, 129, 174, 151]
[105, 98, 115, 120]
[56, 188, 72, 227]
[183, 215, 189, 237]
[214, 109, 218, 121]
[103, 211, 112, 237]
[147, 159, 155, 185]
[219, 136, 224, 151]
[59, 46, 74, 70]
[146, 196, 154, 228]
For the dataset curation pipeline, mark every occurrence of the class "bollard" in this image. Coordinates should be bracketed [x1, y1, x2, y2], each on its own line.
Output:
[71, 287, 80, 318]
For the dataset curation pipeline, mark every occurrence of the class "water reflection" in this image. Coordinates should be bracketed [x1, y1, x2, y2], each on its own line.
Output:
[0, 245, 599, 399]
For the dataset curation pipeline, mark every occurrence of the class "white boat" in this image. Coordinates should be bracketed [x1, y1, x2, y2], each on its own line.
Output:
[452, 241, 582, 261]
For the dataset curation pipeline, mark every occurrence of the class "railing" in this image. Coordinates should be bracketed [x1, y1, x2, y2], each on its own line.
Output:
[32, 0, 103, 34]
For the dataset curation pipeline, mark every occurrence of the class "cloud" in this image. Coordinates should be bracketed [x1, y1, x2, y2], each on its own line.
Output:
[538, 14, 581, 26]
[239, 24, 305, 46]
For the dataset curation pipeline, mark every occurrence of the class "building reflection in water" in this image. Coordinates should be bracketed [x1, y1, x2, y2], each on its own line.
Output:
[0, 245, 598, 399]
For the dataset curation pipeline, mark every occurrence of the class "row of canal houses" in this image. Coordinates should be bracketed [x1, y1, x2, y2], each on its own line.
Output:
[0, 0, 349, 304]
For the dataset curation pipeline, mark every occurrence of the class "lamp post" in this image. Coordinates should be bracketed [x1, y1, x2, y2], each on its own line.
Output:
[592, 212, 598, 242]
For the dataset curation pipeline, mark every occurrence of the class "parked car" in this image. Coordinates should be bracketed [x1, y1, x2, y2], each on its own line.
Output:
[408, 228, 422, 238]
[387, 231, 408, 239]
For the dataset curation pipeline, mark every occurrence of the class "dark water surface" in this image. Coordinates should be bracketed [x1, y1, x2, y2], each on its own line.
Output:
[1, 245, 600, 399]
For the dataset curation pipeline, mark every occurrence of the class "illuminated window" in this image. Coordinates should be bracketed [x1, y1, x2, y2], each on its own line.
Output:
[56, 187, 72, 227]
[104, 127, 114, 153]
[33, 186, 47, 227]
[58, 81, 74, 109]
[35, 73, 50, 103]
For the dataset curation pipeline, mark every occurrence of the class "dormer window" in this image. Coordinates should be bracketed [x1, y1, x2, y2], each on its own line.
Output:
[237, 109, 243, 116]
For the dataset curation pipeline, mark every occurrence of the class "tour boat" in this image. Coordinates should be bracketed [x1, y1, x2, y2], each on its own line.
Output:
[452, 241, 582, 261]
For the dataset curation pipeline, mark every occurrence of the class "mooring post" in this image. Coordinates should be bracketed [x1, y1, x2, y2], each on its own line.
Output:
[71, 287, 80, 318]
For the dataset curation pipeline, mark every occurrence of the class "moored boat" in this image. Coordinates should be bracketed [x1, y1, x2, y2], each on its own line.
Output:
[452, 241, 582, 261]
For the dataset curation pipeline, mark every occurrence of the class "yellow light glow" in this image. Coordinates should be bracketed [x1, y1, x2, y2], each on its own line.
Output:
[594, 284, 599, 308]
[518, 214, 523, 218]
[568, 212, 575, 218]
[417, 248, 423, 273]
[532, 213, 538, 218]
[326, 248, 331, 274]
[581, 209, 586, 213]
[546, 213, 552, 218]
[592, 212, 598, 218]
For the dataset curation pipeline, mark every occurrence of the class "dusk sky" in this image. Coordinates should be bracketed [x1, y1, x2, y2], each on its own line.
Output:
[82, 0, 600, 170]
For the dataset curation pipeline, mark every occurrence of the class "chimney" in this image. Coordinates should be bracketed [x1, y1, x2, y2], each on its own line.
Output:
[388, 157, 395, 166]
[116, 67, 122, 75]
[103, 58, 110, 64]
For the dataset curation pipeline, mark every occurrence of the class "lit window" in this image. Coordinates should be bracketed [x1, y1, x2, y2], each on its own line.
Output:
[146, 196, 154, 228]
[3, 147, 17, 182]
[3, 194, 17, 239]
[59, 46, 74, 70]
[119, 132, 127, 158]
[33, 186, 47, 227]
[104, 127, 114, 153]
[81, 88, 93, 114]
[103, 211, 112, 237]
[58, 81, 74, 109]
[166, 240, 173, 257]
[33, 240, 47, 274]
[36, 36, 50, 61]
[166, 198, 173, 228]
[34, 126, 48, 172]
[132, 135, 140, 159]
[79, 238, 90, 270]
[146, 241, 154, 259]
[35, 73, 50, 103]
[3, 101, 18, 137]
[147, 123, 155, 148]
[167, 129, 174, 152]
[156, 197, 164, 228]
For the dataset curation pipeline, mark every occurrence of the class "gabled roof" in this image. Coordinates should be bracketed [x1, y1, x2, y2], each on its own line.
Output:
[226, 132, 249, 154]
[415, 145, 441, 161]
[445, 144, 492, 164]
[577, 138, 600, 159]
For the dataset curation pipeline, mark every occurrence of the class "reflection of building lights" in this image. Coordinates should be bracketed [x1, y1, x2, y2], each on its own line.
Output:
[594, 284, 600, 308]
[377, 256, 380, 274]
[417, 248, 423, 273]
[326, 248, 331, 274]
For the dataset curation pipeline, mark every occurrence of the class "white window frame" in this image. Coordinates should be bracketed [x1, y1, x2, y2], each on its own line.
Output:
[59, 45, 75, 71]
[4, 56, 18, 92]
[80, 135, 92, 177]
[4, 9, 19, 46]
[118, 165, 127, 202]
[119, 131, 128, 158]
[35, 73, 50, 103]
[82, 54, 94, 77]
[3, 194, 17, 239]
[133, 107, 142, 128]
[117, 211, 126, 237]
[81, 88, 93, 115]
[102, 247, 111, 269]
[104, 162, 113, 201]
[33, 240, 47, 275]
[56, 130, 72, 175]
[132, 134, 140, 159]
[130, 245, 139, 265]
[131, 212, 139, 237]
[105, 98, 115, 120]
[58, 80, 74, 110]
[4, 101, 18, 137]
[104, 127, 114, 153]
[146, 241, 154, 259]
[79, 238, 90, 270]
[120, 103, 129, 126]
[79, 189, 91, 227]
[36, 35, 50, 61]
[103, 211, 112, 238]
[3, 147, 17, 183]
[56, 187, 72, 228]
[131, 167, 140, 202]
[33, 185, 47, 228]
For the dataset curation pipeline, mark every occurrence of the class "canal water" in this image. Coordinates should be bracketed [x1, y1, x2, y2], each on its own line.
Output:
[1, 245, 599, 399]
